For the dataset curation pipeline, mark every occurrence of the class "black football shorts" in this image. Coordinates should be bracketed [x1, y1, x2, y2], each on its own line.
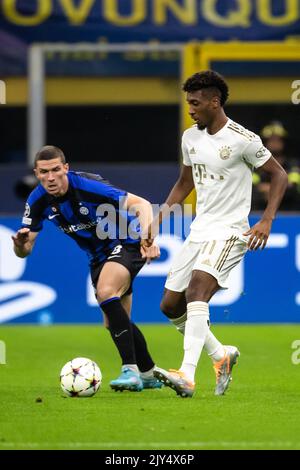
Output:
[90, 243, 145, 296]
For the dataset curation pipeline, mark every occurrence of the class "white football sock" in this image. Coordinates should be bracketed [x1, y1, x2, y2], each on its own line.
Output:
[170, 312, 187, 334]
[179, 301, 210, 382]
[204, 329, 226, 362]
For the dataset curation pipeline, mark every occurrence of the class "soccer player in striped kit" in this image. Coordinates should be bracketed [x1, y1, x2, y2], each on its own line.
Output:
[12, 145, 161, 392]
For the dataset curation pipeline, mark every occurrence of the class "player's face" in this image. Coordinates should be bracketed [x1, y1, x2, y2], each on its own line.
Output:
[34, 158, 69, 196]
[187, 90, 218, 130]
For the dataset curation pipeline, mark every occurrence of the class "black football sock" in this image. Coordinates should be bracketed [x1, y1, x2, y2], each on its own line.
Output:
[100, 297, 136, 366]
[131, 322, 155, 373]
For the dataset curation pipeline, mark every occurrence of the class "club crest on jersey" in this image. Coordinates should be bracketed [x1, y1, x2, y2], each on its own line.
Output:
[51, 206, 57, 212]
[80, 206, 89, 215]
[219, 146, 232, 160]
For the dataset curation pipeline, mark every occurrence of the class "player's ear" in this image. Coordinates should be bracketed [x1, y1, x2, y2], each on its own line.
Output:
[64, 163, 69, 172]
[211, 97, 219, 109]
[214, 95, 221, 108]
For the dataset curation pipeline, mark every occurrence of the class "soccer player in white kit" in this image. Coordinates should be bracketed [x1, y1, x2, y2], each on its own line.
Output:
[151, 71, 288, 397]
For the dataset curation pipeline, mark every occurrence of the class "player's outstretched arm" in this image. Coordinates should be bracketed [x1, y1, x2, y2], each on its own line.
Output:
[244, 156, 288, 251]
[12, 228, 38, 258]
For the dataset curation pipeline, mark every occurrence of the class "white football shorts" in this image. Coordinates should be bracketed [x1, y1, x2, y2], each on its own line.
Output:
[165, 235, 248, 291]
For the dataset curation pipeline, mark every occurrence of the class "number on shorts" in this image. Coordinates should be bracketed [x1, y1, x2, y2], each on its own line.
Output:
[111, 245, 122, 255]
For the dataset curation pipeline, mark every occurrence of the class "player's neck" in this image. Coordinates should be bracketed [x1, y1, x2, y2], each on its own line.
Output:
[206, 111, 228, 135]
[55, 176, 69, 197]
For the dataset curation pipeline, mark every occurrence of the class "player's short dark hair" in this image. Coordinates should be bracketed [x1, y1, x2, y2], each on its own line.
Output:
[34, 145, 66, 167]
[183, 70, 229, 107]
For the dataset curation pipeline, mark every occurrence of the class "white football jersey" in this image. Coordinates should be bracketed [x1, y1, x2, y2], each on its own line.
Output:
[182, 118, 271, 241]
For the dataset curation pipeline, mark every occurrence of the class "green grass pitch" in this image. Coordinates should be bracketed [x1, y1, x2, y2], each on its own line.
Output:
[0, 324, 300, 450]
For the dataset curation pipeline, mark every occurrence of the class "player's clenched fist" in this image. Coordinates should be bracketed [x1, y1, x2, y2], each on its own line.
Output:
[140, 243, 160, 264]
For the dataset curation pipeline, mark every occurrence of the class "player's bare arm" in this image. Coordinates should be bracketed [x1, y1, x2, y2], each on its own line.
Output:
[163, 164, 194, 210]
[125, 192, 160, 263]
[12, 228, 38, 258]
[126, 192, 153, 234]
[244, 156, 288, 251]
[146, 164, 194, 243]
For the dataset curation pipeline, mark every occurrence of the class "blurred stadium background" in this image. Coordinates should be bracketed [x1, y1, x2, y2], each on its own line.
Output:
[1, 0, 300, 453]
[0, 1, 299, 325]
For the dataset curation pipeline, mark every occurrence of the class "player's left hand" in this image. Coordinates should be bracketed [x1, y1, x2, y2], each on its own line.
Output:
[140, 219, 160, 248]
[243, 218, 273, 251]
[140, 243, 160, 264]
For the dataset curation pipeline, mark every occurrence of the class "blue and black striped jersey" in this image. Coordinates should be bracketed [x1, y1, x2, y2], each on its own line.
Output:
[21, 171, 140, 264]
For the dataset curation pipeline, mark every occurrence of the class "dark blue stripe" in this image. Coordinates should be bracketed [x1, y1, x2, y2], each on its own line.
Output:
[100, 297, 120, 308]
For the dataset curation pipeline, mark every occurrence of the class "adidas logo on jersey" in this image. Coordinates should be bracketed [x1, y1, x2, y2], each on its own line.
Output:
[189, 147, 196, 154]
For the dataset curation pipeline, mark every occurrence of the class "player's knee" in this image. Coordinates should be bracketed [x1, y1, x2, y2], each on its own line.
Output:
[160, 298, 178, 319]
[97, 285, 118, 303]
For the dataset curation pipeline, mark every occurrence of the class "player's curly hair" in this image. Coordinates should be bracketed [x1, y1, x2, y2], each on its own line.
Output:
[183, 70, 229, 107]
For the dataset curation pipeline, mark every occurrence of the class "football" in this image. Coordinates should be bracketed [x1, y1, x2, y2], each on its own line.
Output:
[60, 357, 102, 397]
